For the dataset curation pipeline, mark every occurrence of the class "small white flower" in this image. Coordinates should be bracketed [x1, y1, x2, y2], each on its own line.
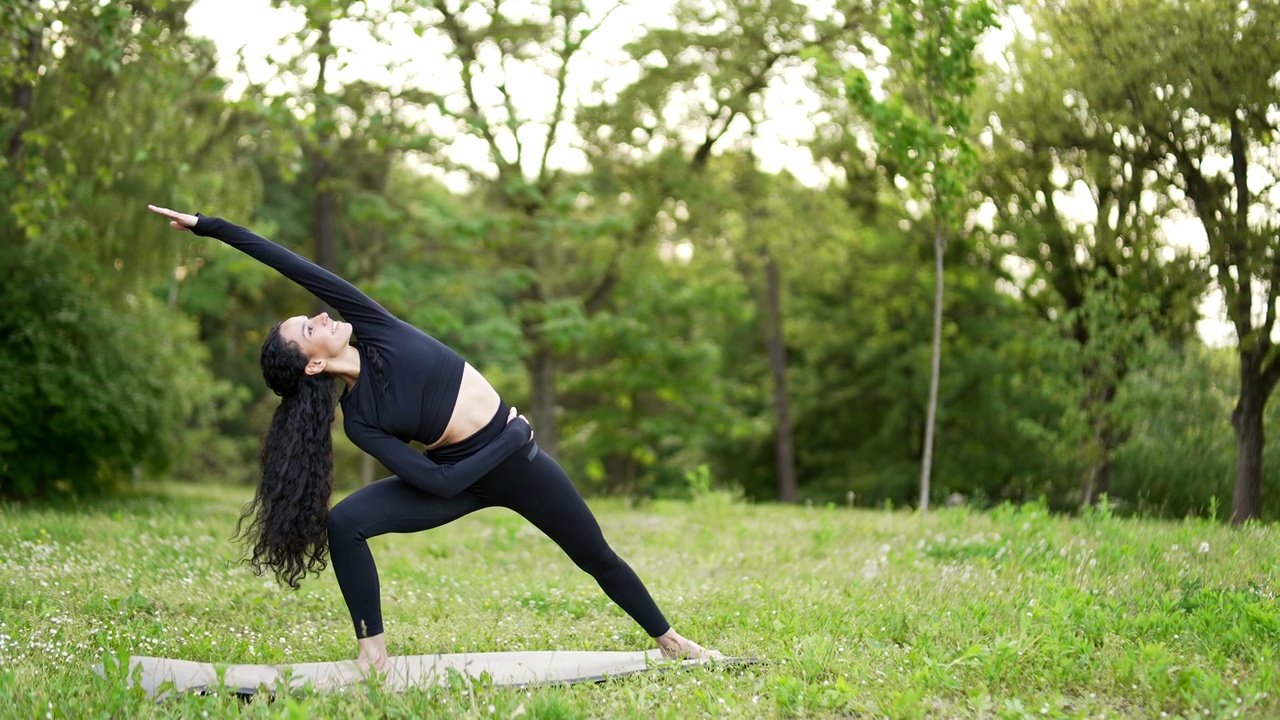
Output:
[1199, 542, 1210, 554]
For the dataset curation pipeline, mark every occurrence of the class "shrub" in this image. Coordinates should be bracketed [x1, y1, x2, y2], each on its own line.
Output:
[0, 243, 216, 498]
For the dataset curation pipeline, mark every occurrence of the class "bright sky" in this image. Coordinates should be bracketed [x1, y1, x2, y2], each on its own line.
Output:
[186, 0, 1235, 346]
[186, 0, 829, 185]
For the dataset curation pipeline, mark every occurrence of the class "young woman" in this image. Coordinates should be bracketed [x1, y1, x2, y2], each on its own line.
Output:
[147, 205, 719, 672]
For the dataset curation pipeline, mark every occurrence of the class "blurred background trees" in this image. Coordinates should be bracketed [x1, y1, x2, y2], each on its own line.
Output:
[2, 0, 1276, 522]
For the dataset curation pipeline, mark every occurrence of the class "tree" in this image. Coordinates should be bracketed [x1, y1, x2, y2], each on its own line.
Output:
[3, 0, 255, 274]
[396, 0, 867, 467]
[0, 0, 254, 496]
[0, 245, 219, 498]
[576, 0, 880, 498]
[977, 25, 1205, 507]
[248, 0, 434, 293]
[558, 227, 752, 495]
[681, 154, 828, 502]
[1027, 0, 1280, 521]
[816, 0, 998, 511]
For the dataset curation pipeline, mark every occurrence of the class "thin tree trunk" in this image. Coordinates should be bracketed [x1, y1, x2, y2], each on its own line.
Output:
[762, 250, 798, 504]
[603, 391, 639, 494]
[530, 346, 558, 458]
[315, 160, 337, 271]
[312, 22, 337, 295]
[919, 222, 945, 513]
[1231, 362, 1265, 524]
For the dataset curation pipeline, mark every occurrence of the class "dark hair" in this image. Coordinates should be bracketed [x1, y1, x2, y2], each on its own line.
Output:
[233, 323, 336, 589]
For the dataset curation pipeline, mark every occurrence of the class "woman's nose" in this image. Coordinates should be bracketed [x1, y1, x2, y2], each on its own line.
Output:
[319, 312, 330, 324]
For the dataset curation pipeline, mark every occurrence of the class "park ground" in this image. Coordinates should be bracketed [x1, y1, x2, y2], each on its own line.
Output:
[0, 483, 1277, 719]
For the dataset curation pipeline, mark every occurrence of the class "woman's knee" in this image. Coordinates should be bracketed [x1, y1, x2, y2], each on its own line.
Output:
[572, 542, 623, 576]
[326, 498, 365, 543]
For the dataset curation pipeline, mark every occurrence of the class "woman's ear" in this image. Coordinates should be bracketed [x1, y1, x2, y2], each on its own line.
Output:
[305, 357, 327, 376]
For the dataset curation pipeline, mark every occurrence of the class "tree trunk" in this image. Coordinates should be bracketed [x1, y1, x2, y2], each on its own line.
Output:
[1080, 425, 1114, 507]
[6, 14, 39, 163]
[314, 161, 337, 272]
[1231, 360, 1265, 524]
[919, 223, 946, 513]
[530, 346, 558, 458]
[762, 250, 798, 503]
[312, 22, 337, 303]
[603, 452, 635, 495]
[1079, 380, 1117, 507]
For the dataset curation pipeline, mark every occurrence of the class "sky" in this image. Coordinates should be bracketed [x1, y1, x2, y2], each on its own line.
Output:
[186, 0, 831, 185]
[184, 0, 1235, 346]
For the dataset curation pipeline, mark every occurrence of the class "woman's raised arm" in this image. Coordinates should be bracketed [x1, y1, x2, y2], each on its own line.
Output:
[148, 204, 394, 330]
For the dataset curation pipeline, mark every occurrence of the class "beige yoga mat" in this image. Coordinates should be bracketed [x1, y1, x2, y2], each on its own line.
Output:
[103, 650, 752, 699]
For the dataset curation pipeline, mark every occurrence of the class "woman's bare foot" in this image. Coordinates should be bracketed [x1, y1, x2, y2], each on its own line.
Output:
[356, 633, 391, 674]
[656, 628, 723, 661]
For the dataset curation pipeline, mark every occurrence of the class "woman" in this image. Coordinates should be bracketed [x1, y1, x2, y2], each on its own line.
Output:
[147, 205, 718, 672]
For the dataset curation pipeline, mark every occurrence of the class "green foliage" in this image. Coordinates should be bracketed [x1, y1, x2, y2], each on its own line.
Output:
[810, 0, 999, 510]
[780, 219, 1074, 507]
[4, 0, 256, 281]
[558, 239, 753, 495]
[1111, 344, 1280, 520]
[1018, 0, 1280, 520]
[838, 0, 998, 222]
[0, 245, 218, 498]
[1, 0, 1272, 520]
[1027, 272, 1165, 496]
[976, 1, 1210, 508]
[0, 0, 256, 497]
[166, 380, 259, 488]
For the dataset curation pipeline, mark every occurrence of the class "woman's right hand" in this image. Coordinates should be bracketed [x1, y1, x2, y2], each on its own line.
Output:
[147, 204, 198, 231]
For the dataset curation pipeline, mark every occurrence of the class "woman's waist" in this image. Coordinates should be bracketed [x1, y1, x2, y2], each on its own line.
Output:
[421, 363, 505, 452]
[425, 400, 510, 464]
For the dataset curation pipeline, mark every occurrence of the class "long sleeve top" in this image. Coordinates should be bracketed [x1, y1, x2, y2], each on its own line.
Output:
[192, 215, 529, 497]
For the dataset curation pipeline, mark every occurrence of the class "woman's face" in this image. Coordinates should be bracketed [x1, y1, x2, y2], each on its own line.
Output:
[277, 311, 353, 368]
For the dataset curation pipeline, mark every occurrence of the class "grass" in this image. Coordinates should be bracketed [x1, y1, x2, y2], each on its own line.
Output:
[0, 483, 1277, 719]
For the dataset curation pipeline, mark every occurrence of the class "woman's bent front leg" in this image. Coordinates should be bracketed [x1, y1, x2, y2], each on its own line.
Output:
[326, 476, 486, 655]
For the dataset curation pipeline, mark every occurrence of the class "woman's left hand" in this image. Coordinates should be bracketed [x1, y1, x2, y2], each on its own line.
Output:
[507, 407, 534, 441]
[147, 204, 198, 231]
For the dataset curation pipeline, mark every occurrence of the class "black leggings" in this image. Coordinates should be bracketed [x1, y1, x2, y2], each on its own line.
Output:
[326, 439, 671, 640]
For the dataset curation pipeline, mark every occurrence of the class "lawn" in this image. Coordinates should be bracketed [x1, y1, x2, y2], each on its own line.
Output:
[0, 483, 1276, 718]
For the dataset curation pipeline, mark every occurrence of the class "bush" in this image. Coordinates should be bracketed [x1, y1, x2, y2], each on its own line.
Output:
[0, 243, 217, 498]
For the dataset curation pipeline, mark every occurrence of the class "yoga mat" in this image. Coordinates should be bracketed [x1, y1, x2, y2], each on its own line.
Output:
[99, 650, 757, 699]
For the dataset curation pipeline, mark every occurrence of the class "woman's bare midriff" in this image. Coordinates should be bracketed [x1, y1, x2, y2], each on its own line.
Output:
[423, 363, 503, 450]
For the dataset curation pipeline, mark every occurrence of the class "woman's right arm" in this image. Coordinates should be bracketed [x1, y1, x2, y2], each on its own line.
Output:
[148, 205, 394, 329]
[346, 417, 534, 498]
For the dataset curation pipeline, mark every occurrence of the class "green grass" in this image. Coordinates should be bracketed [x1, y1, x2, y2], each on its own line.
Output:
[0, 484, 1277, 718]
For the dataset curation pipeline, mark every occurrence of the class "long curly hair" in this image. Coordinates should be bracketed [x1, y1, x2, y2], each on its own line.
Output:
[233, 322, 337, 589]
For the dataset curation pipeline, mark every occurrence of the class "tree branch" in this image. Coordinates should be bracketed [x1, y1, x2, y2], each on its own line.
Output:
[694, 49, 785, 169]
[436, 1, 512, 179]
[539, 1, 626, 187]
[582, 189, 663, 316]
[495, 53, 524, 169]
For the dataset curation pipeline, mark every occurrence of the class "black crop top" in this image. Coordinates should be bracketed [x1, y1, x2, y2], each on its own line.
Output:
[192, 216, 531, 498]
